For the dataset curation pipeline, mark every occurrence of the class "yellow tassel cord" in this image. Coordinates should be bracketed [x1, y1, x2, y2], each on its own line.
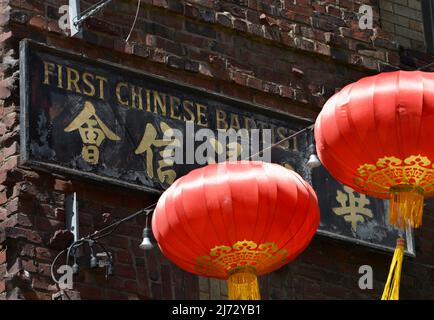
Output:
[227, 267, 261, 300]
[381, 237, 405, 300]
[389, 185, 424, 229]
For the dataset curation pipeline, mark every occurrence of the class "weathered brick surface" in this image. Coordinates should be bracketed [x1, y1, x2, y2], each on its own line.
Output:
[379, 0, 426, 51]
[0, 0, 433, 300]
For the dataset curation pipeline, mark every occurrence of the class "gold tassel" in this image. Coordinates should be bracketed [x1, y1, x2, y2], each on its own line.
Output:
[389, 185, 424, 229]
[227, 267, 261, 300]
[381, 237, 405, 300]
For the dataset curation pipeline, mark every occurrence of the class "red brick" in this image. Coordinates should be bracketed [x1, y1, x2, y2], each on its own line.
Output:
[53, 179, 72, 192]
[35, 216, 64, 232]
[0, 191, 7, 205]
[34, 247, 55, 264]
[2, 156, 18, 172]
[115, 250, 133, 264]
[0, 80, 11, 99]
[124, 280, 139, 293]
[6, 197, 19, 214]
[0, 208, 6, 221]
[5, 227, 43, 244]
[0, 31, 12, 43]
[114, 264, 137, 279]
[151, 282, 162, 299]
[19, 243, 35, 258]
[161, 264, 173, 299]
[28, 15, 47, 29]
[73, 284, 103, 299]
[153, 0, 168, 8]
[106, 290, 129, 300]
[20, 258, 39, 273]
[0, 250, 5, 264]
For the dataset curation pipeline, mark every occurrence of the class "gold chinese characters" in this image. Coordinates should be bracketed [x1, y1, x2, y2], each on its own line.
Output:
[333, 186, 373, 231]
[64, 101, 120, 165]
[135, 121, 181, 185]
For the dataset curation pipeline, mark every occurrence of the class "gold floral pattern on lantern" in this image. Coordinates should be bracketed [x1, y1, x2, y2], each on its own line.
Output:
[195, 240, 288, 278]
[354, 154, 434, 198]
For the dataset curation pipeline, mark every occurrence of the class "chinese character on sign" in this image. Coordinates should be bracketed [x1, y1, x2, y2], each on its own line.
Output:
[208, 137, 242, 163]
[135, 121, 181, 185]
[64, 101, 121, 165]
[333, 186, 373, 231]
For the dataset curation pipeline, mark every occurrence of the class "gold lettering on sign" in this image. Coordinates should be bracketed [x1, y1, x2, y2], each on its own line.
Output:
[145, 89, 152, 112]
[276, 127, 289, 149]
[66, 67, 81, 93]
[333, 186, 373, 231]
[57, 64, 63, 88]
[196, 103, 208, 127]
[43, 61, 55, 85]
[134, 122, 180, 185]
[244, 117, 256, 130]
[216, 109, 228, 130]
[183, 100, 195, 123]
[82, 72, 96, 97]
[116, 82, 129, 106]
[208, 137, 242, 163]
[64, 101, 121, 164]
[95, 76, 108, 100]
[230, 114, 241, 130]
[169, 95, 182, 120]
[153, 91, 167, 116]
[41, 61, 107, 101]
[131, 85, 143, 110]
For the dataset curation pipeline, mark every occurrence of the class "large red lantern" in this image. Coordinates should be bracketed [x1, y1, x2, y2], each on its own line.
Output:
[314, 70, 434, 299]
[152, 161, 320, 299]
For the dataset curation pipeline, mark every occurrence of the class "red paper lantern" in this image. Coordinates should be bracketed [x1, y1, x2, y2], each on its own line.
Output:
[315, 70, 434, 228]
[152, 161, 320, 299]
[314, 70, 434, 299]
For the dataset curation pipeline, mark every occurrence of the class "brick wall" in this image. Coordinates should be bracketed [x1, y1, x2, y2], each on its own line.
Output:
[379, 0, 426, 51]
[0, 0, 433, 300]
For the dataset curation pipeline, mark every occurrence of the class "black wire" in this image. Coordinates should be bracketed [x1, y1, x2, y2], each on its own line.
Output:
[89, 205, 155, 241]
[49, 123, 314, 280]
[247, 124, 314, 160]
[417, 60, 434, 70]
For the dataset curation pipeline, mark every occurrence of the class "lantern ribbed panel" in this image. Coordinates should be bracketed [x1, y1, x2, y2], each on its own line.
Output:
[152, 161, 320, 279]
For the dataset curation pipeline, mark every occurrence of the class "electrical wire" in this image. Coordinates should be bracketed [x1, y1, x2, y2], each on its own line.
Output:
[247, 124, 314, 160]
[50, 248, 68, 284]
[55, 125, 312, 245]
[74, 0, 115, 27]
[125, 0, 142, 42]
[49, 124, 313, 280]
[417, 60, 434, 70]
[90, 205, 155, 241]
